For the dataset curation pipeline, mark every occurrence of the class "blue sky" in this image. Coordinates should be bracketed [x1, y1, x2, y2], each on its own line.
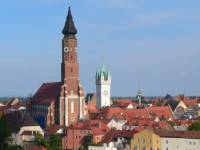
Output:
[0, 0, 200, 97]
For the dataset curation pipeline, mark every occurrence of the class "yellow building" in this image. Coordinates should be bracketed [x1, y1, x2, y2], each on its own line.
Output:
[131, 129, 161, 150]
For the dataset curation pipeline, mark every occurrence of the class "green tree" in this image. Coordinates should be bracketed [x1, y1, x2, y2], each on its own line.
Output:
[5, 145, 24, 150]
[78, 134, 99, 150]
[0, 116, 24, 150]
[167, 121, 177, 127]
[188, 121, 200, 131]
[49, 134, 62, 150]
[35, 134, 62, 150]
[35, 133, 49, 149]
[0, 116, 11, 149]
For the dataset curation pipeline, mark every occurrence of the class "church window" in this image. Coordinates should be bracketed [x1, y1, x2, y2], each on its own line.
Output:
[71, 67, 73, 73]
[71, 100, 74, 113]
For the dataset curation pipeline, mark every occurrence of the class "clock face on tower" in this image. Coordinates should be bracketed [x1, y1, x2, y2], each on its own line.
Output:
[64, 47, 69, 53]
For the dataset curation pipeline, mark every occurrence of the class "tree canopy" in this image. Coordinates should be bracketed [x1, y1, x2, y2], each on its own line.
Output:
[35, 133, 62, 150]
[0, 116, 24, 150]
[188, 121, 200, 131]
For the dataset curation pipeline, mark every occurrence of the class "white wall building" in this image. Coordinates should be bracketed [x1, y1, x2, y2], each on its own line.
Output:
[96, 63, 111, 108]
[155, 130, 200, 150]
[107, 119, 126, 130]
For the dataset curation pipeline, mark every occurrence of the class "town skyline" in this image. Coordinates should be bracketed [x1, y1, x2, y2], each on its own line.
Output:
[0, 0, 200, 96]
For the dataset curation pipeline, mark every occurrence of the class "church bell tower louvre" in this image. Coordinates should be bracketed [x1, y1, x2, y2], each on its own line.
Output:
[59, 6, 85, 127]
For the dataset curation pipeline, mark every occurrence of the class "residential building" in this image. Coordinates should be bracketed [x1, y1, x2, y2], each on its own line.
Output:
[112, 99, 138, 109]
[4, 112, 44, 150]
[155, 129, 200, 150]
[131, 129, 161, 150]
[106, 118, 127, 130]
[64, 125, 92, 150]
[165, 100, 187, 119]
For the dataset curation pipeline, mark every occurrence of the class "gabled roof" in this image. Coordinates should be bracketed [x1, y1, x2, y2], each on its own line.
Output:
[125, 118, 171, 130]
[4, 112, 39, 133]
[31, 82, 62, 105]
[102, 130, 137, 143]
[124, 108, 150, 119]
[68, 120, 109, 136]
[97, 107, 124, 120]
[45, 125, 64, 135]
[112, 99, 138, 109]
[85, 103, 98, 113]
[164, 94, 173, 100]
[154, 129, 200, 139]
[165, 100, 179, 111]
[146, 106, 174, 119]
[6, 97, 20, 107]
[183, 99, 198, 107]
[23, 115, 39, 127]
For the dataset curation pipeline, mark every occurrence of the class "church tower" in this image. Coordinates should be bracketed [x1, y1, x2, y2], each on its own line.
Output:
[96, 64, 111, 108]
[59, 7, 85, 126]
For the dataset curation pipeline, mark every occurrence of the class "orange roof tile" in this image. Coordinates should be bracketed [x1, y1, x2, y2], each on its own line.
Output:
[146, 106, 174, 119]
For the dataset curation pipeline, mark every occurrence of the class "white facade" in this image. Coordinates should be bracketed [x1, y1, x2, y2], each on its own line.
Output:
[89, 145, 117, 150]
[96, 64, 111, 108]
[12, 125, 44, 146]
[160, 137, 200, 150]
[107, 119, 126, 130]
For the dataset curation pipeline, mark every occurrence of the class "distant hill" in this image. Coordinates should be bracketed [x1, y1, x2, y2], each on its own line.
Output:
[0, 97, 27, 102]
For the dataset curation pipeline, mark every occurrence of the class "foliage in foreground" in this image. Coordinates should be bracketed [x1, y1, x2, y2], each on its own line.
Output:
[0, 116, 24, 150]
[35, 133, 62, 150]
[188, 121, 200, 131]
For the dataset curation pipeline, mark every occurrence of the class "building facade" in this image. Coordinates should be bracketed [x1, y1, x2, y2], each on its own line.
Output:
[30, 6, 85, 127]
[96, 64, 111, 108]
[131, 129, 161, 150]
[154, 130, 200, 150]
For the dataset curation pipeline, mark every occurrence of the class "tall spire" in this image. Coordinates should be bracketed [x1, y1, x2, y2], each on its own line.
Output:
[62, 7, 77, 36]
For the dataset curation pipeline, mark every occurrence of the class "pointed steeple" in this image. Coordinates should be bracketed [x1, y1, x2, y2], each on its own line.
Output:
[62, 7, 77, 36]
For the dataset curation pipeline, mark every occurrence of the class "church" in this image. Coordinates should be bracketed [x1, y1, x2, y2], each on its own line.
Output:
[30, 7, 85, 127]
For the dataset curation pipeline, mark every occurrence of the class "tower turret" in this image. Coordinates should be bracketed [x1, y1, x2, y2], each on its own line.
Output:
[62, 7, 77, 36]
[96, 63, 111, 108]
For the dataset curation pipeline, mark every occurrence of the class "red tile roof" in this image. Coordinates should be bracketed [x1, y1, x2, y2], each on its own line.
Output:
[124, 108, 150, 119]
[31, 82, 62, 105]
[112, 99, 138, 108]
[183, 99, 198, 107]
[45, 125, 64, 135]
[146, 106, 174, 120]
[85, 103, 98, 113]
[90, 120, 109, 136]
[154, 129, 200, 139]
[71, 120, 109, 136]
[125, 118, 170, 129]
[102, 130, 137, 143]
[96, 107, 124, 120]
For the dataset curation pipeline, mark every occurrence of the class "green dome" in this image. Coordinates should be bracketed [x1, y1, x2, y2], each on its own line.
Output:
[96, 63, 111, 81]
